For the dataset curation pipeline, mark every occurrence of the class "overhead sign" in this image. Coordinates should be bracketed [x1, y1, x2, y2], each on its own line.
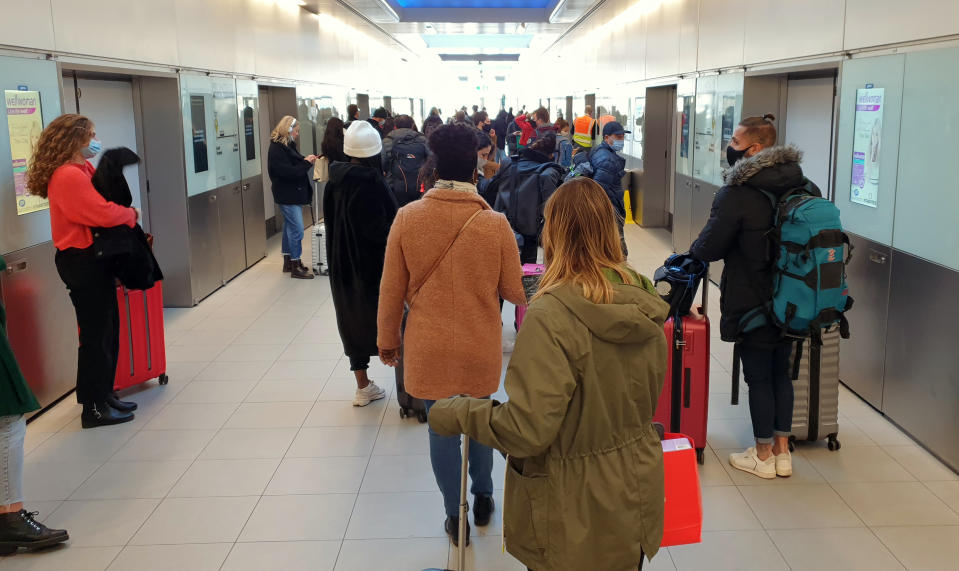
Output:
[850, 87, 884, 208]
[5, 90, 48, 216]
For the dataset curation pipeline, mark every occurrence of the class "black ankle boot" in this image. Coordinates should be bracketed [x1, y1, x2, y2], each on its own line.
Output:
[473, 494, 495, 527]
[81, 402, 134, 429]
[282, 255, 292, 273]
[444, 516, 470, 547]
[107, 392, 138, 412]
[290, 262, 314, 280]
[0, 510, 68, 554]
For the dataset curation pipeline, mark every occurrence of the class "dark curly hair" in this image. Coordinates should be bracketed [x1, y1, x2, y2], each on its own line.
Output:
[26, 114, 93, 198]
[428, 123, 477, 182]
[530, 133, 556, 155]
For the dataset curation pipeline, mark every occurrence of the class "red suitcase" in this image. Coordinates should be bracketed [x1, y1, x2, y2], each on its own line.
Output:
[115, 282, 168, 391]
[653, 285, 709, 465]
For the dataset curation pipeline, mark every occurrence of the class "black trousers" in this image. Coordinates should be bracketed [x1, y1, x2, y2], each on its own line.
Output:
[520, 234, 538, 265]
[739, 342, 794, 443]
[55, 248, 119, 406]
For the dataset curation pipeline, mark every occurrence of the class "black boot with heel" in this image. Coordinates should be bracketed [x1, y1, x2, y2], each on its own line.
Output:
[0, 510, 68, 554]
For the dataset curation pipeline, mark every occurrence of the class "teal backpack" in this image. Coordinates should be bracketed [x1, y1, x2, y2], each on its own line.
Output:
[739, 181, 853, 347]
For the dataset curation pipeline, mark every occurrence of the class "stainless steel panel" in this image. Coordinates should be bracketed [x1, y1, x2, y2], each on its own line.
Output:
[241, 177, 266, 266]
[691, 179, 725, 279]
[673, 174, 694, 252]
[883, 250, 959, 472]
[217, 183, 246, 282]
[840, 233, 890, 408]
[188, 190, 222, 302]
[0, 242, 78, 410]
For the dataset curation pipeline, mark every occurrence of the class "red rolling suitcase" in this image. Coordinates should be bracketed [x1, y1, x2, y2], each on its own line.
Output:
[115, 282, 168, 391]
[653, 284, 709, 465]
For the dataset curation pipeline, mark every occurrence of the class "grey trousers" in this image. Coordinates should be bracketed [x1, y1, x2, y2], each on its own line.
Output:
[0, 415, 25, 506]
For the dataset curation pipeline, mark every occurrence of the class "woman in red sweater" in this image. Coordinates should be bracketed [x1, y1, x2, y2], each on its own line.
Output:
[26, 114, 139, 428]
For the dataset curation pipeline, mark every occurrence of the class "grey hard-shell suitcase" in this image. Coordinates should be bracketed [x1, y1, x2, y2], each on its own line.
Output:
[788, 326, 842, 451]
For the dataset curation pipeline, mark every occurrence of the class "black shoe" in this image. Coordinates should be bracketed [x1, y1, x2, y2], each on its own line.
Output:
[290, 262, 314, 280]
[473, 494, 495, 527]
[0, 510, 69, 554]
[81, 402, 134, 429]
[445, 516, 470, 547]
[107, 392, 138, 412]
[282, 255, 292, 273]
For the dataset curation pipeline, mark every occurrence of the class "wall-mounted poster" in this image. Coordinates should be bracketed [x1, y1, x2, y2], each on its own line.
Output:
[5, 90, 47, 215]
[851, 87, 884, 208]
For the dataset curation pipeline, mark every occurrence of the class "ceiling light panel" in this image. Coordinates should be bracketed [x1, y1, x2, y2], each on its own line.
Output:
[422, 34, 534, 49]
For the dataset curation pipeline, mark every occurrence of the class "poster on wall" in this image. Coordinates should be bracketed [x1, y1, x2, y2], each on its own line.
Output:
[5, 90, 47, 216]
[850, 87, 884, 208]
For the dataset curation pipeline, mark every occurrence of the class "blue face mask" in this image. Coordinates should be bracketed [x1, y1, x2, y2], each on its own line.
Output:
[81, 139, 102, 159]
[610, 138, 625, 152]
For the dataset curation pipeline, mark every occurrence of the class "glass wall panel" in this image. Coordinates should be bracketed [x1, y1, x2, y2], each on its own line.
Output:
[675, 78, 696, 178]
[180, 74, 217, 196]
[297, 85, 344, 159]
[692, 73, 744, 186]
[236, 79, 261, 180]
[211, 77, 240, 187]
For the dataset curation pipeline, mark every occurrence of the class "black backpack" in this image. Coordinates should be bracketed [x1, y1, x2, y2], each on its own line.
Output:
[386, 134, 427, 207]
[493, 162, 564, 236]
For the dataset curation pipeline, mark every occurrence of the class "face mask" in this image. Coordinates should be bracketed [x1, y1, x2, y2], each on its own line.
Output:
[81, 139, 102, 159]
[726, 144, 749, 166]
[477, 156, 487, 172]
[610, 139, 625, 152]
[482, 123, 492, 133]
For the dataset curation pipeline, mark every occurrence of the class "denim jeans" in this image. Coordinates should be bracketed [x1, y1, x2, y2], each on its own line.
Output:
[0, 416, 25, 506]
[277, 203, 305, 260]
[423, 399, 494, 517]
[740, 343, 794, 444]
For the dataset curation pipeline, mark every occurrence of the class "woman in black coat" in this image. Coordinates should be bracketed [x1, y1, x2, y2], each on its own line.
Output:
[267, 115, 316, 279]
[324, 120, 398, 407]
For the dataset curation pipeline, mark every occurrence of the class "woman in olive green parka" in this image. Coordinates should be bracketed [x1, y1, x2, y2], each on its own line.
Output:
[429, 179, 670, 571]
[0, 255, 69, 553]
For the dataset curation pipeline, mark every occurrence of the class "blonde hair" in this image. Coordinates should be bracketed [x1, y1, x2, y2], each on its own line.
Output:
[26, 114, 93, 198]
[270, 115, 298, 144]
[533, 178, 635, 305]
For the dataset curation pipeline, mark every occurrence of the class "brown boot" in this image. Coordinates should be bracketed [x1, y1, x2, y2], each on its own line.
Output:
[282, 255, 292, 273]
[291, 261, 314, 279]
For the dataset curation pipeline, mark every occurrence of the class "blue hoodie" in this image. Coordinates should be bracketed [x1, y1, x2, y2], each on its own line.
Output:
[589, 141, 627, 218]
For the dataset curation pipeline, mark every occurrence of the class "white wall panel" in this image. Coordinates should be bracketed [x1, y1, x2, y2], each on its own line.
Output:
[744, 0, 844, 64]
[174, 0, 238, 72]
[696, 0, 744, 70]
[645, 0, 682, 79]
[678, 0, 700, 73]
[251, 1, 301, 79]
[51, 0, 179, 65]
[844, 0, 959, 49]
[0, 0, 55, 50]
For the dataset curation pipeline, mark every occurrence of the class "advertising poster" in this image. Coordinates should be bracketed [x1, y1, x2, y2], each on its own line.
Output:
[850, 87, 884, 208]
[5, 90, 47, 215]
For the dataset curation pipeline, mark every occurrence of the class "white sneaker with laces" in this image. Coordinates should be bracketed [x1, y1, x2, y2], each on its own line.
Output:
[353, 381, 386, 407]
[775, 451, 793, 477]
[729, 447, 777, 479]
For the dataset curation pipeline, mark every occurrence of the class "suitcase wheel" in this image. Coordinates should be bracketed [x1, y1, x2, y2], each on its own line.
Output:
[399, 407, 410, 419]
[696, 448, 705, 465]
[416, 410, 428, 424]
[158, 374, 169, 386]
[827, 434, 841, 451]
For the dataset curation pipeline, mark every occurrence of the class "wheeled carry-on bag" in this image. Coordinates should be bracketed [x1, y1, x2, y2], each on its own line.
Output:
[787, 326, 842, 451]
[652, 281, 710, 465]
[396, 310, 427, 423]
[311, 186, 330, 276]
[114, 282, 168, 391]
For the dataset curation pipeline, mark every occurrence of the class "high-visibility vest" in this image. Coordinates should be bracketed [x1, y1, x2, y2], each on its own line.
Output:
[573, 116, 595, 147]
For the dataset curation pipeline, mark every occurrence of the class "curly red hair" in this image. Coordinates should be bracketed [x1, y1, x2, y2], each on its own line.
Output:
[26, 114, 93, 198]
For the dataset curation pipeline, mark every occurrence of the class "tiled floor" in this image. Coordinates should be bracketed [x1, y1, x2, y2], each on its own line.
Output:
[7, 225, 959, 570]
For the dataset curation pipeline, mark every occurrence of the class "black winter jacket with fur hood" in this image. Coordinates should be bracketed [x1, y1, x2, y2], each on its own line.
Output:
[690, 145, 821, 345]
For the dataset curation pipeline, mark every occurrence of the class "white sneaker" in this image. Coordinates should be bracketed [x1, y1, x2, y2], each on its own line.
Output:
[502, 337, 515, 353]
[353, 381, 386, 407]
[729, 447, 777, 479]
[775, 452, 793, 477]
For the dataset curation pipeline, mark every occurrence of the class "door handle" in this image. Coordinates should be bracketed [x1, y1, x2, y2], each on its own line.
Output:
[869, 251, 888, 265]
[209, 194, 217, 202]
[4, 261, 27, 274]
[242, 183, 251, 191]
[233, 187, 241, 195]
[693, 183, 701, 190]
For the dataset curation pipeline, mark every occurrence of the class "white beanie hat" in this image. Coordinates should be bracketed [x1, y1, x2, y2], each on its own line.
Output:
[343, 121, 383, 158]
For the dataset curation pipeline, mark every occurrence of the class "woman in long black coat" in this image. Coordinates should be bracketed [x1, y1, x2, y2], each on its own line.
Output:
[324, 120, 398, 407]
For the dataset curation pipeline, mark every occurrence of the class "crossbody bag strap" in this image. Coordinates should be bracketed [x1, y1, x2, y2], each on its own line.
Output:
[408, 208, 483, 308]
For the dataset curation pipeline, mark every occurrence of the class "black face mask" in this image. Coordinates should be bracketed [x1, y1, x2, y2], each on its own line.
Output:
[726, 145, 749, 167]
[482, 123, 492, 133]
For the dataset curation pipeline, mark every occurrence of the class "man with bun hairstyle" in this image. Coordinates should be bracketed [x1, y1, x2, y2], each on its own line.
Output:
[690, 114, 822, 480]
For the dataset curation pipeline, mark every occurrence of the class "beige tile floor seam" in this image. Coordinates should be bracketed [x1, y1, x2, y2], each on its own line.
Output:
[11, 227, 959, 570]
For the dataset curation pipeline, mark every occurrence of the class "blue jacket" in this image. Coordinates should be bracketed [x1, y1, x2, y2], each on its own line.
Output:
[590, 142, 626, 218]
